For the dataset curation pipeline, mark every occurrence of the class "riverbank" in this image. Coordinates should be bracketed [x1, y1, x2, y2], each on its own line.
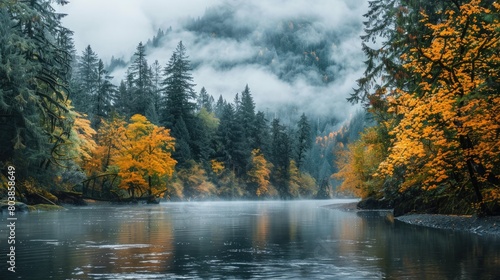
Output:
[396, 214, 500, 236]
[323, 202, 500, 236]
[0, 200, 66, 212]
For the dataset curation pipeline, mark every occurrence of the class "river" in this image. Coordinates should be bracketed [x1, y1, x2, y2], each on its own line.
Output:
[1, 199, 499, 279]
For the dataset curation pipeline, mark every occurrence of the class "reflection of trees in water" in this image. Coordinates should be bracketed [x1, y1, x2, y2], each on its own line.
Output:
[113, 211, 174, 273]
[79, 210, 175, 275]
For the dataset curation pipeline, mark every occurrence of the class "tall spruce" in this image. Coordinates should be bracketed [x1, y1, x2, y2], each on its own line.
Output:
[161, 41, 197, 165]
[92, 59, 115, 128]
[216, 103, 247, 176]
[295, 113, 311, 170]
[74, 45, 98, 115]
[238, 85, 257, 149]
[270, 118, 291, 198]
[129, 42, 152, 116]
[148, 60, 162, 124]
[197, 87, 214, 112]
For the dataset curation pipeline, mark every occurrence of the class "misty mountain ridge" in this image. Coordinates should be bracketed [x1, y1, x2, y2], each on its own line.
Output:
[105, 1, 365, 119]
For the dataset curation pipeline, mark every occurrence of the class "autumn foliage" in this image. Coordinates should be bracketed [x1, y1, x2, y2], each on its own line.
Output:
[336, 0, 500, 215]
[114, 114, 177, 198]
[79, 115, 176, 199]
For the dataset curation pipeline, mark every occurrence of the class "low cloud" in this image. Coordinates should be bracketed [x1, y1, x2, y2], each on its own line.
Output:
[58, 0, 368, 120]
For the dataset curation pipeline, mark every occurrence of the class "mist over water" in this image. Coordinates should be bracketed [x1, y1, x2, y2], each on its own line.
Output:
[2, 200, 499, 279]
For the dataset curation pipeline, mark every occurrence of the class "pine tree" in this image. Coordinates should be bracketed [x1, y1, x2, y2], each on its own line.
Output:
[197, 87, 214, 112]
[0, 0, 75, 185]
[238, 85, 257, 149]
[92, 59, 115, 129]
[270, 118, 291, 198]
[254, 111, 271, 155]
[148, 60, 163, 124]
[214, 95, 226, 118]
[161, 41, 197, 165]
[161, 41, 197, 126]
[114, 80, 129, 117]
[75, 45, 99, 114]
[295, 113, 311, 170]
[215, 103, 247, 176]
[129, 42, 153, 116]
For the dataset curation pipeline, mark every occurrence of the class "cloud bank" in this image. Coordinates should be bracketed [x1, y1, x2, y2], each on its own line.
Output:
[58, 0, 368, 119]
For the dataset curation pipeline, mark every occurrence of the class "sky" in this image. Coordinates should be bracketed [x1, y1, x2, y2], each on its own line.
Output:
[57, 0, 369, 119]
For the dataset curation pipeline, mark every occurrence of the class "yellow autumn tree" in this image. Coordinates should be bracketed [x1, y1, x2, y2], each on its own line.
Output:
[82, 117, 126, 176]
[114, 114, 177, 198]
[378, 0, 500, 213]
[333, 126, 386, 198]
[247, 149, 273, 197]
[176, 160, 217, 199]
[288, 160, 317, 198]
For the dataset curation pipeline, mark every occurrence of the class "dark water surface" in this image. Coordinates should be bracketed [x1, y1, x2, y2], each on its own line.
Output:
[1, 200, 500, 279]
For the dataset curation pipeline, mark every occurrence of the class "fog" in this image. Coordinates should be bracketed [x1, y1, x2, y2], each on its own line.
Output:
[57, 0, 368, 119]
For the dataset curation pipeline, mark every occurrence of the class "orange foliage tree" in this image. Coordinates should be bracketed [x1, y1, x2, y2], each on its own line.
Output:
[247, 149, 273, 197]
[333, 126, 386, 199]
[114, 114, 177, 198]
[82, 117, 126, 176]
[377, 0, 500, 213]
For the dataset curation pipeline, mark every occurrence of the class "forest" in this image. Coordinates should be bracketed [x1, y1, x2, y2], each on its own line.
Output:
[0, 0, 499, 215]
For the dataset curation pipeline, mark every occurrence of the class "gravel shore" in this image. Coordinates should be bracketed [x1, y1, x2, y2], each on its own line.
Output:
[396, 214, 500, 236]
[323, 202, 500, 236]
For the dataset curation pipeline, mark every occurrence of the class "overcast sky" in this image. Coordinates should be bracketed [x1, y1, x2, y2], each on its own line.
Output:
[57, 0, 368, 119]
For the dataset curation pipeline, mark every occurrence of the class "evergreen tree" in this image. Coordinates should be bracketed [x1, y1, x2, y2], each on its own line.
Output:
[270, 118, 291, 198]
[114, 80, 129, 117]
[238, 85, 257, 149]
[197, 87, 214, 112]
[295, 113, 311, 170]
[254, 111, 271, 155]
[92, 59, 115, 128]
[214, 95, 226, 118]
[161, 41, 197, 126]
[74, 45, 98, 114]
[129, 42, 153, 116]
[161, 41, 197, 165]
[171, 116, 192, 165]
[0, 0, 75, 185]
[148, 60, 163, 124]
[215, 103, 247, 176]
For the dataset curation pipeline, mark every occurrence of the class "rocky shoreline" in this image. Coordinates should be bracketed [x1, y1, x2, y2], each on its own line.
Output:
[396, 214, 500, 236]
[323, 202, 500, 236]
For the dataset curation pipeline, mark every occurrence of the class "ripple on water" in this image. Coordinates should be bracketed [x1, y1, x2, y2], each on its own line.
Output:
[85, 244, 152, 249]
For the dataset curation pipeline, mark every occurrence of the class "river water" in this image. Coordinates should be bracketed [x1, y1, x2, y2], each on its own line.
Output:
[1, 199, 499, 279]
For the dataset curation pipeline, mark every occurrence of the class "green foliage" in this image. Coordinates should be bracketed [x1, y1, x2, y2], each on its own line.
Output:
[288, 160, 317, 198]
[216, 169, 247, 199]
[0, 0, 75, 187]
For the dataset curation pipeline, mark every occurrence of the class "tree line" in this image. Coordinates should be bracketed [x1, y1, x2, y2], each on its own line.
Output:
[0, 0, 325, 203]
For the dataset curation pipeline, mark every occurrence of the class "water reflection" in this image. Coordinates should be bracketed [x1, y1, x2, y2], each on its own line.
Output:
[0, 200, 499, 279]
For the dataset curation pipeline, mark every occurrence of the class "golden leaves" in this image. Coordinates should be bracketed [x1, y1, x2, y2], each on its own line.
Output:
[115, 114, 177, 194]
[377, 0, 500, 193]
[248, 149, 272, 197]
